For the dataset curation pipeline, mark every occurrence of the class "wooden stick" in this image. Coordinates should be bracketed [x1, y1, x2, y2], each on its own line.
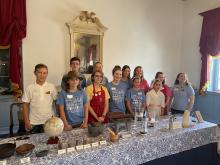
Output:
[107, 128, 116, 136]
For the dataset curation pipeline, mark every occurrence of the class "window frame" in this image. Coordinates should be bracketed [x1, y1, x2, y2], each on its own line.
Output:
[209, 55, 220, 91]
[0, 46, 10, 90]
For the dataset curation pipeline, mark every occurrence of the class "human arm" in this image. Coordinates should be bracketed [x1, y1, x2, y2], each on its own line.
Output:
[145, 79, 150, 92]
[58, 104, 72, 131]
[146, 92, 151, 118]
[80, 102, 88, 128]
[52, 85, 58, 116]
[162, 85, 172, 109]
[125, 90, 134, 115]
[97, 98, 109, 122]
[125, 100, 135, 115]
[80, 91, 89, 128]
[165, 96, 171, 108]
[187, 95, 195, 111]
[98, 87, 110, 122]
[56, 91, 72, 131]
[22, 87, 32, 130]
[88, 102, 100, 122]
[161, 93, 165, 116]
[86, 86, 101, 122]
[22, 102, 32, 130]
[167, 86, 174, 114]
[186, 85, 195, 111]
[52, 85, 58, 100]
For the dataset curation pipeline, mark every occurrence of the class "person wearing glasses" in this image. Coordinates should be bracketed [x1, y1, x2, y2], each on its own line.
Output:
[86, 62, 108, 87]
[86, 70, 110, 123]
[61, 57, 86, 90]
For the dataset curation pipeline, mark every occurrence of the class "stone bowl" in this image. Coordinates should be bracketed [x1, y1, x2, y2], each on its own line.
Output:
[88, 122, 104, 137]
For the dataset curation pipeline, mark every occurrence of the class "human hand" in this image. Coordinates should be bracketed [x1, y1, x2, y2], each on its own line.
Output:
[80, 122, 87, 128]
[25, 121, 32, 130]
[64, 124, 72, 131]
[98, 117, 105, 123]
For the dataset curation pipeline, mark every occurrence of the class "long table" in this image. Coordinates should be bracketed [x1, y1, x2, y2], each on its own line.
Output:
[0, 116, 219, 165]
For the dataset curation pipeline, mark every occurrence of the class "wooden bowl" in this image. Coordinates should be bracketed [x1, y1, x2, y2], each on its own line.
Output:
[16, 144, 35, 155]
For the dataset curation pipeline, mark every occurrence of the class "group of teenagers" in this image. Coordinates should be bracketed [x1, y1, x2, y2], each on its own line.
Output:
[22, 57, 195, 133]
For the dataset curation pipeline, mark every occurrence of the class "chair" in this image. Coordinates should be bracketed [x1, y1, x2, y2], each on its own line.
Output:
[9, 102, 26, 137]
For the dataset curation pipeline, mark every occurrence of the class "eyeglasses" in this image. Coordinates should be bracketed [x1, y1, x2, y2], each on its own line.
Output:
[94, 75, 103, 78]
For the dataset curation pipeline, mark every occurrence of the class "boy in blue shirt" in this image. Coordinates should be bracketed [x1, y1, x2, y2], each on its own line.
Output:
[57, 71, 88, 130]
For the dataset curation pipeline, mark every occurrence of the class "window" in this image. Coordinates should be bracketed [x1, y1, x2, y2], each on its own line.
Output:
[208, 55, 220, 91]
[0, 48, 10, 91]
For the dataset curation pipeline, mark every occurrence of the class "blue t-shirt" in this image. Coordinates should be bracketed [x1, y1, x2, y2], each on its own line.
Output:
[107, 82, 128, 113]
[125, 88, 146, 112]
[57, 90, 88, 125]
[171, 84, 195, 111]
[121, 79, 132, 89]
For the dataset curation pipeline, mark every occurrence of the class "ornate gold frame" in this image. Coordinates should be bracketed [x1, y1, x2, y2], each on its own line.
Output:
[66, 11, 108, 72]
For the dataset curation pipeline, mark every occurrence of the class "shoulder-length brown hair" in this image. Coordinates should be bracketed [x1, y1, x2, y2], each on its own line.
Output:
[155, 72, 165, 85]
[65, 71, 81, 91]
[174, 72, 190, 86]
[91, 70, 104, 83]
[133, 66, 145, 81]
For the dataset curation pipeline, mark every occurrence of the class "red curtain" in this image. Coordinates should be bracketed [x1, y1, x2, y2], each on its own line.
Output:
[199, 7, 220, 92]
[0, 0, 26, 91]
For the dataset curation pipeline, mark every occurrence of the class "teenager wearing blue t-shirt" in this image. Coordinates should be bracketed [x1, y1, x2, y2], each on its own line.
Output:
[121, 65, 132, 89]
[107, 65, 128, 113]
[171, 73, 195, 114]
[57, 71, 88, 131]
[126, 77, 146, 115]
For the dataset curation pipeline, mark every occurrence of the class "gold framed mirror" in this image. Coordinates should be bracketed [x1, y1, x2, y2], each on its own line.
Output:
[66, 11, 108, 73]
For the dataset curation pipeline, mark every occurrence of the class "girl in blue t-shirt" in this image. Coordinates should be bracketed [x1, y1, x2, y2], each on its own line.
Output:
[107, 65, 128, 113]
[121, 65, 132, 89]
[171, 72, 195, 114]
[126, 77, 146, 115]
[57, 71, 88, 131]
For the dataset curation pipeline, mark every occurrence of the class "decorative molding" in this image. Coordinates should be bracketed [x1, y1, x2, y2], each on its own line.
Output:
[66, 11, 108, 36]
